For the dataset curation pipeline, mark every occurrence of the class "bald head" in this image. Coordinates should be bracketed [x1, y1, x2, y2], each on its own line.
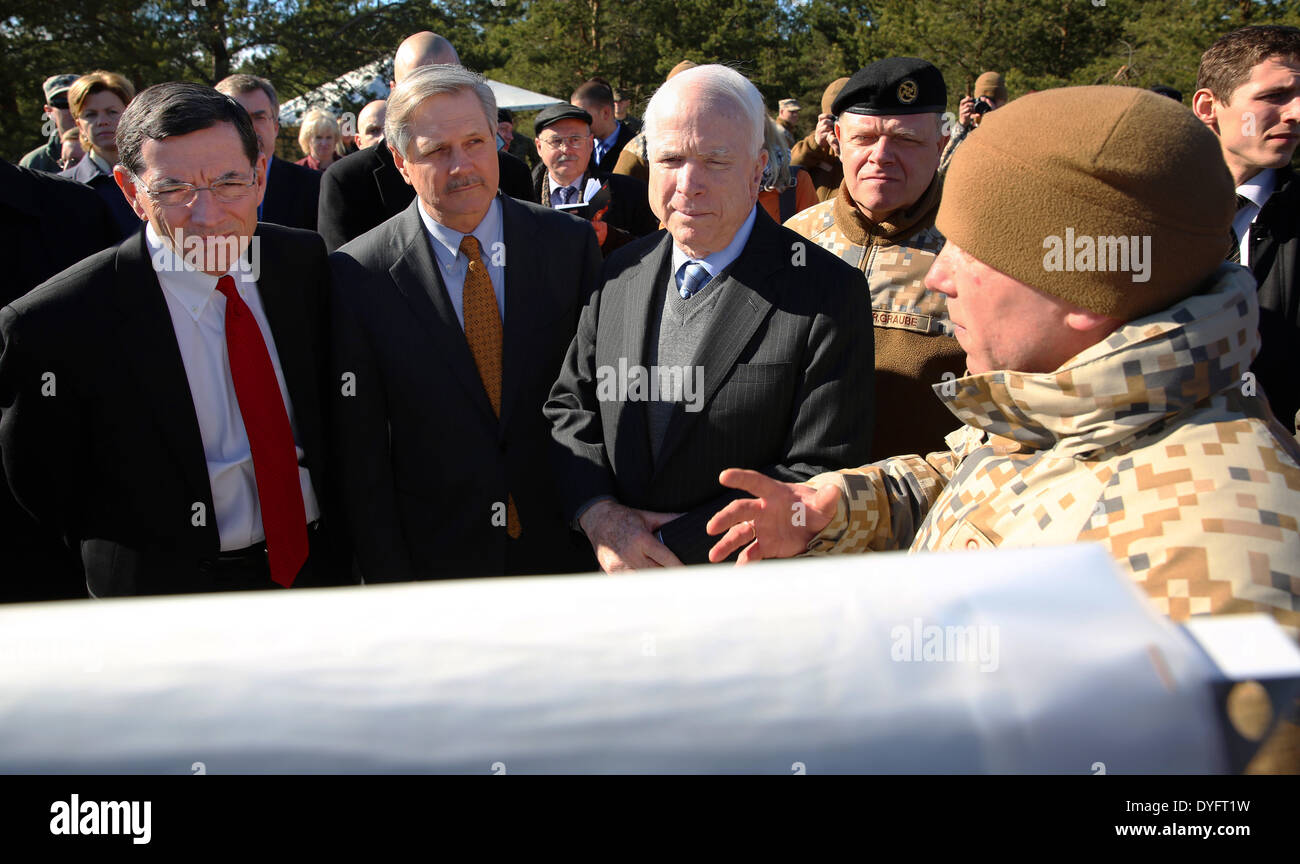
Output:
[392, 32, 460, 85]
[356, 99, 387, 149]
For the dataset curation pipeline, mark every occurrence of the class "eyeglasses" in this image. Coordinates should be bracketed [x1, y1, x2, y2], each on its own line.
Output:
[134, 174, 258, 207]
[540, 134, 589, 150]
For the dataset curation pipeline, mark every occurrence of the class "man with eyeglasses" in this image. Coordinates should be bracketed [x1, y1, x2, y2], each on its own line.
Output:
[0, 82, 354, 597]
[531, 102, 658, 256]
[216, 74, 322, 232]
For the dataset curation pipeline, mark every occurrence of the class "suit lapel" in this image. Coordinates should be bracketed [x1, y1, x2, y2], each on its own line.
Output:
[499, 195, 541, 434]
[260, 156, 286, 224]
[387, 198, 498, 422]
[1251, 167, 1295, 307]
[110, 232, 216, 542]
[251, 225, 323, 474]
[653, 210, 783, 473]
[373, 143, 415, 215]
[614, 234, 673, 488]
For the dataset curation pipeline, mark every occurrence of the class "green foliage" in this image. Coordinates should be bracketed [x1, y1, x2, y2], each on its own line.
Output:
[6, 0, 1300, 161]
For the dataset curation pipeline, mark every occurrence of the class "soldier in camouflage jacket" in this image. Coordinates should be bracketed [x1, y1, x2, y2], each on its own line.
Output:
[801, 266, 1300, 631]
[785, 58, 966, 459]
[707, 87, 1300, 634]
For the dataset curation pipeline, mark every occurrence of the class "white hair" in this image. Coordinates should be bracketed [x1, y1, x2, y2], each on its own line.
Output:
[643, 64, 765, 158]
[385, 64, 496, 160]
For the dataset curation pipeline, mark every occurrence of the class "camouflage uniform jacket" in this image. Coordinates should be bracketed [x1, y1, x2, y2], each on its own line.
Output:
[785, 178, 966, 457]
[804, 265, 1300, 631]
[784, 178, 952, 338]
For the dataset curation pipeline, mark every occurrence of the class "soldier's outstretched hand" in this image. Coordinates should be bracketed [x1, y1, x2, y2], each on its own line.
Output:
[706, 469, 841, 565]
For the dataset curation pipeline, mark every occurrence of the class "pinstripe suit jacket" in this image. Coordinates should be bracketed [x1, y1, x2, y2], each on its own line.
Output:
[545, 206, 875, 564]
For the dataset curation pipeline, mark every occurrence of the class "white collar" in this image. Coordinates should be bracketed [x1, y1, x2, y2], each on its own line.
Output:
[1236, 169, 1276, 210]
[145, 222, 258, 323]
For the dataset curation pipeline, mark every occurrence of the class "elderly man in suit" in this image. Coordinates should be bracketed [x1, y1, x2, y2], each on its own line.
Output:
[530, 102, 659, 256]
[216, 74, 321, 232]
[0, 82, 351, 596]
[330, 65, 601, 580]
[316, 31, 535, 251]
[545, 65, 875, 572]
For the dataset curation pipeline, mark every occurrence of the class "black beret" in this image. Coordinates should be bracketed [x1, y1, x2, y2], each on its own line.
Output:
[534, 103, 593, 133]
[832, 57, 947, 117]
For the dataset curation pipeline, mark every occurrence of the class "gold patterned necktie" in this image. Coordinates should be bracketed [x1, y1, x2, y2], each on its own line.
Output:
[459, 235, 520, 538]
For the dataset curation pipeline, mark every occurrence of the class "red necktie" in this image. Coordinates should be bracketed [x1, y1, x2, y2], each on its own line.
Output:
[215, 275, 309, 587]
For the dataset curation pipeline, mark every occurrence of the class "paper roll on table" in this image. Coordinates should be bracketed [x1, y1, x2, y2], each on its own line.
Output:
[0, 544, 1295, 773]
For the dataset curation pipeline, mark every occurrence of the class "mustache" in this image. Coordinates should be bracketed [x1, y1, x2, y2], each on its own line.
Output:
[446, 174, 485, 191]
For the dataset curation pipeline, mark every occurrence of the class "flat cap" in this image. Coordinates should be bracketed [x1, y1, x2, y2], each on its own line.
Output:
[534, 102, 592, 133]
[833, 57, 947, 116]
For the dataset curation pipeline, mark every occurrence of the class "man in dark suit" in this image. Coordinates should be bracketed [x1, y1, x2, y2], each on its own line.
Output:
[0, 160, 120, 602]
[0, 82, 351, 597]
[573, 79, 636, 174]
[529, 102, 659, 256]
[1, 160, 119, 306]
[217, 74, 321, 232]
[1193, 25, 1300, 431]
[546, 65, 875, 571]
[331, 65, 600, 581]
[316, 31, 535, 251]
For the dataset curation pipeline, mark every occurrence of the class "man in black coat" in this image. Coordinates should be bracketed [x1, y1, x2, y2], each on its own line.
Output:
[1194, 26, 1300, 430]
[1, 160, 120, 306]
[546, 65, 874, 571]
[0, 83, 351, 597]
[217, 74, 321, 232]
[330, 65, 600, 581]
[0, 160, 120, 601]
[529, 102, 659, 256]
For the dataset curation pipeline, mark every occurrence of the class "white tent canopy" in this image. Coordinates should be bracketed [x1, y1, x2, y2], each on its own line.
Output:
[278, 58, 563, 126]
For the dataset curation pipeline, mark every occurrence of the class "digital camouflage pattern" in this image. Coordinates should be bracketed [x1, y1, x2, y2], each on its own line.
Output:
[803, 265, 1300, 633]
[784, 188, 953, 338]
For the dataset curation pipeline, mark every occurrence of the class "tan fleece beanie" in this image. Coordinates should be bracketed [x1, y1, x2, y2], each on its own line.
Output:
[937, 86, 1235, 321]
[973, 71, 1007, 102]
[822, 77, 851, 115]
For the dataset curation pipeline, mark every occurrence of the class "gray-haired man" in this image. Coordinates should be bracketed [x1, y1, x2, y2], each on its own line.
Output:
[545, 64, 874, 572]
[329, 64, 602, 581]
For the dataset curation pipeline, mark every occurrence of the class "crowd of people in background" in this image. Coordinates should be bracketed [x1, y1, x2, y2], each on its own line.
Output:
[2, 25, 1298, 664]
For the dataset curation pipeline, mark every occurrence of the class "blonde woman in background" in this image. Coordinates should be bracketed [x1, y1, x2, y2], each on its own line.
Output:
[296, 108, 344, 171]
[60, 70, 137, 238]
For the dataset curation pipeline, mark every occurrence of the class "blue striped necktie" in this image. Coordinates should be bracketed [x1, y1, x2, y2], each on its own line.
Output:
[678, 261, 709, 299]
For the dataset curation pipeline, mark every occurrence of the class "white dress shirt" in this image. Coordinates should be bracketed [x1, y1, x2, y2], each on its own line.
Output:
[145, 222, 320, 551]
[1233, 169, 1275, 268]
[417, 196, 506, 329]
